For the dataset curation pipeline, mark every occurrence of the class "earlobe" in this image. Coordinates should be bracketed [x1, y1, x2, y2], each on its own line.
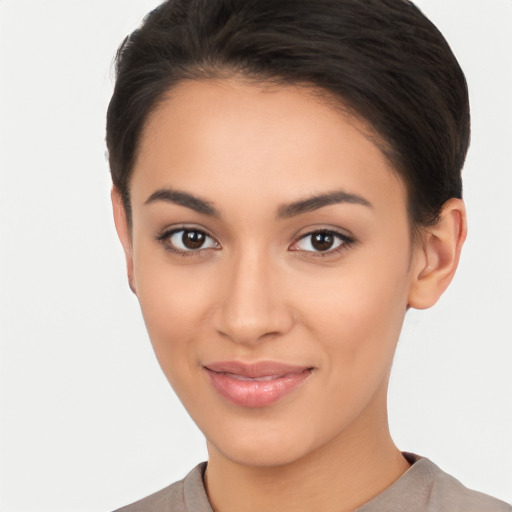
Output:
[111, 187, 137, 295]
[408, 198, 467, 310]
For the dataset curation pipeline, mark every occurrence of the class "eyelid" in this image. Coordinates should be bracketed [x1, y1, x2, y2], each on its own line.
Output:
[156, 225, 221, 255]
[155, 224, 355, 257]
[289, 228, 355, 256]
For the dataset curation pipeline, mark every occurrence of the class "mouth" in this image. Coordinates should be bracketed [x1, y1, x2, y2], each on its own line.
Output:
[203, 361, 314, 408]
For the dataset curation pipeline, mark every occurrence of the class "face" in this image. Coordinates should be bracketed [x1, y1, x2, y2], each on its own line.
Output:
[121, 79, 425, 467]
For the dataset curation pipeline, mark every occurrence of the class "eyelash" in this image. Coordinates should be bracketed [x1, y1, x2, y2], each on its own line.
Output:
[291, 230, 355, 258]
[156, 227, 220, 257]
[156, 227, 355, 258]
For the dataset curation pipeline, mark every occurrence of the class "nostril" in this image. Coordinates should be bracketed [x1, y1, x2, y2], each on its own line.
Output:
[213, 305, 294, 345]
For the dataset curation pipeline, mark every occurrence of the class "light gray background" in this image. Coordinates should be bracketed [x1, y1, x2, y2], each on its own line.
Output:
[1, 1, 511, 511]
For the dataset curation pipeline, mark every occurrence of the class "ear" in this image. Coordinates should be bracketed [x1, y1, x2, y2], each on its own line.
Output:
[111, 187, 137, 294]
[408, 198, 467, 310]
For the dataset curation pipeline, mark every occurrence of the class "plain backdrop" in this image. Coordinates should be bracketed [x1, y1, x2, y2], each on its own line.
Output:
[1, 1, 511, 511]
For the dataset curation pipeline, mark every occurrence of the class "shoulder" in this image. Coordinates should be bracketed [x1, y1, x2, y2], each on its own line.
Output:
[426, 458, 511, 512]
[113, 480, 184, 512]
[113, 462, 211, 512]
[358, 453, 511, 512]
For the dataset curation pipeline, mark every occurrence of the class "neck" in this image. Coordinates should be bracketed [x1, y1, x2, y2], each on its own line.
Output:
[204, 387, 410, 512]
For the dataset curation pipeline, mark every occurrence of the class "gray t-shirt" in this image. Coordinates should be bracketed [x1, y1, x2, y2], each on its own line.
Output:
[114, 453, 511, 511]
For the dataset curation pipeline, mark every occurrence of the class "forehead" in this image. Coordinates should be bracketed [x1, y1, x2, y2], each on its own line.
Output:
[131, 78, 407, 216]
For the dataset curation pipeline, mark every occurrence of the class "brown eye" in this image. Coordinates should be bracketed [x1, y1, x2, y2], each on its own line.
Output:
[162, 228, 219, 253]
[292, 230, 350, 254]
[311, 232, 335, 251]
[182, 230, 206, 249]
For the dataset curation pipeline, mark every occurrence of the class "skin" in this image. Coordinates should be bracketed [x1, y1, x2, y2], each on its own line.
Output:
[113, 78, 466, 512]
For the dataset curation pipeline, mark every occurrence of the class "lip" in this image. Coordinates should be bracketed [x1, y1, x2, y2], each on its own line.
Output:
[203, 361, 313, 408]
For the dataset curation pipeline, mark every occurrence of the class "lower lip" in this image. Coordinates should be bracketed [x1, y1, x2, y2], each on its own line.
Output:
[204, 368, 313, 408]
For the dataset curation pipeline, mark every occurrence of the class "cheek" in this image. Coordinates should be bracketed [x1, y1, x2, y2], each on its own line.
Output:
[301, 249, 411, 381]
[288, 265, 410, 445]
[137, 273, 200, 339]
[131, 252, 218, 388]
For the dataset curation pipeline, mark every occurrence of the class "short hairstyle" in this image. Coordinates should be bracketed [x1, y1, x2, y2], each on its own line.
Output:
[106, 0, 470, 227]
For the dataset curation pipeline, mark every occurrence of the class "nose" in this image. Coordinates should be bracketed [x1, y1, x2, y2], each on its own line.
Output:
[213, 250, 294, 345]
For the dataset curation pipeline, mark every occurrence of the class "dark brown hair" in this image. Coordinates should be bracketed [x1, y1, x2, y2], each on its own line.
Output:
[106, 0, 470, 226]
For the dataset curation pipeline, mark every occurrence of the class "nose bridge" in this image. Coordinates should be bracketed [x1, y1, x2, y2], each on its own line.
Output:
[215, 245, 292, 344]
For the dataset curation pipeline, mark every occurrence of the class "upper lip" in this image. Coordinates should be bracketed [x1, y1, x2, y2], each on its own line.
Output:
[203, 360, 312, 378]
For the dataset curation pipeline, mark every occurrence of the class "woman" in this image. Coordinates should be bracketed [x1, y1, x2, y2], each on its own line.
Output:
[106, 0, 510, 510]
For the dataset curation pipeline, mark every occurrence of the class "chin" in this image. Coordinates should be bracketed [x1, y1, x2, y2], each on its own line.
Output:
[204, 416, 326, 469]
[212, 438, 311, 468]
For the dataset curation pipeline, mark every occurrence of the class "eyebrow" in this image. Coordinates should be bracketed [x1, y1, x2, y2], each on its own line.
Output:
[144, 187, 372, 219]
[277, 190, 372, 218]
[145, 188, 220, 217]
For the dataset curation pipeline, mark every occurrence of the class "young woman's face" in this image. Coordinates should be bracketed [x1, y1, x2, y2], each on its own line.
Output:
[123, 79, 424, 467]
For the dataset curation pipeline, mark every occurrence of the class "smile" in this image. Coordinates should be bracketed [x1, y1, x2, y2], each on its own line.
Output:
[203, 361, 314, 408]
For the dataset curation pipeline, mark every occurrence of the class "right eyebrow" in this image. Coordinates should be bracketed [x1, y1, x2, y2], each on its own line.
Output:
[144, 188, 220, 217]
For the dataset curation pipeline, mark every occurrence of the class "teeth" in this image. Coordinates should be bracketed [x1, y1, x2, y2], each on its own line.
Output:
[228, 373, 282, 382]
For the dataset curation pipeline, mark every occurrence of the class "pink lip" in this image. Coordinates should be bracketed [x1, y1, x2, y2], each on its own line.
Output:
[203, 361, 313, 408]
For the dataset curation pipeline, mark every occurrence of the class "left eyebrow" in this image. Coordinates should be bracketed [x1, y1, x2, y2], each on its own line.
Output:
[277, 190, 372, 219]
